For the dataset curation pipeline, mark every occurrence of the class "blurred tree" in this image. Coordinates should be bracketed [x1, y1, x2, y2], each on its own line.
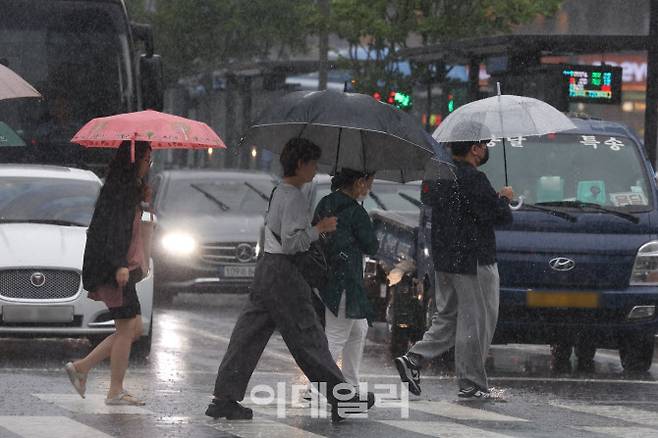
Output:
[330, 0, 564, 105]
[125, 0, 318, 83]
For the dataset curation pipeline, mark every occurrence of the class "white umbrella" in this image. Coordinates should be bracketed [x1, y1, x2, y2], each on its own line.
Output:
[0, 64, 41, 100]
[433, 85, 576, 142]
[432, 83, 577, 186]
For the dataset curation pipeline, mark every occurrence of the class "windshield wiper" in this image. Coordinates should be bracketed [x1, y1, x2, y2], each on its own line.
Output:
[535, 200, 639, 223]
[398, 192, 422, 208]
[190, 184, 230, 212]
[519, 203, 577, 222]
[0, 218, 86, 227]
[244, 182, 270, 201]
[368, 191, 387, 210]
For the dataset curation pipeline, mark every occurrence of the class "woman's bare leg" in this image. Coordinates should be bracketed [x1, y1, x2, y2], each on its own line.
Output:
[72, 315, 143, 376]
[108, 317, 138, 399]
[73, 334, 115, 375]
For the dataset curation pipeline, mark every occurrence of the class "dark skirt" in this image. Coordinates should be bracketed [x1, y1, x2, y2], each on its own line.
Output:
[108, 268, 143, 320]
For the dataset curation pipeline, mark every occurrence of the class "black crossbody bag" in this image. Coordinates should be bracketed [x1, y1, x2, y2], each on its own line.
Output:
[266, 188, 353, 290]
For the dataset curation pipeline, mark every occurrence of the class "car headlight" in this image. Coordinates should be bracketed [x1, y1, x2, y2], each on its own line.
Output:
[630, 240, 658, 285]
[161, 232, 197, 256]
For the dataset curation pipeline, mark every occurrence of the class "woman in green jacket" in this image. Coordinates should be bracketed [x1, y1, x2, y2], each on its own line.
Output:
[314, 168, 379, 389]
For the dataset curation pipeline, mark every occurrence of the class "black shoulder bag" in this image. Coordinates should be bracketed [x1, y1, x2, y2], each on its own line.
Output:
[266, 188, 353, 290]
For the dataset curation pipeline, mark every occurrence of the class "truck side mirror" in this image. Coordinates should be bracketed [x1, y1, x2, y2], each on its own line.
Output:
[140, 54, 164, 111]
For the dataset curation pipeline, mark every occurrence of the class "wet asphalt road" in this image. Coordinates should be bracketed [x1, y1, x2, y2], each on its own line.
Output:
[1, 293, 658, 438]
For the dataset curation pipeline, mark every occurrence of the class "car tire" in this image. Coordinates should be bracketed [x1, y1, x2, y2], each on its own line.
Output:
[154, 287, 174, 306]
[550, 342, 573, 371]
[574, 341, 596, 371]
[131, 330, 152, 361]
[88, 334, 106, 351]
[619, 334, 654, 372]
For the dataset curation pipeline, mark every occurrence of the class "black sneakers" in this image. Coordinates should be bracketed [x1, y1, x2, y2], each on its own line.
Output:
[330, 391, 376, 423]
[394, 355, 421, 396]
[205, 399, 254, 420]
[458, 386, 491, 400]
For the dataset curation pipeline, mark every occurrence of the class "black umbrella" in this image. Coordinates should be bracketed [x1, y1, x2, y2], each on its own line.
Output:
[241, 90, 452, 182]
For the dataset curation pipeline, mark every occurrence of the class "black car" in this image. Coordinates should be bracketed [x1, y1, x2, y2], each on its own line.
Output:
[151, 170, 277, 303]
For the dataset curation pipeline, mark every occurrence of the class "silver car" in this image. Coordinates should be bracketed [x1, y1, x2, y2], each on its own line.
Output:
[151, 170, 277, 303]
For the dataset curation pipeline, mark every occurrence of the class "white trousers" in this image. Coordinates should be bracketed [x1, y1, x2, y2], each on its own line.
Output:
[324, 292, 369, 387]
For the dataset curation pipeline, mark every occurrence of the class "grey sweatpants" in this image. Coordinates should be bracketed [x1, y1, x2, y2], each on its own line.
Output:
[213, 253, 345, 402]
[408, 264, 499, 391]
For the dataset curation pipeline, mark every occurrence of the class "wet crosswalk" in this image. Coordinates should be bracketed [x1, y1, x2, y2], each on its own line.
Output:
[2, 392, 658, 438]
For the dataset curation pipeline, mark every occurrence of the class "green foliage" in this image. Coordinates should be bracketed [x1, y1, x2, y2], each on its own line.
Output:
[330, 0, 564, 101]
[125, 0, 318, 82]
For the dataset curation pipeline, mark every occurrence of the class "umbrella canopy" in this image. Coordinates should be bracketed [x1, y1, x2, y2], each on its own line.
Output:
[71, 110, 226, 150]
[241, 90, 448, 182]
[433, 91, 577, 187]
[432, 94, 577, 143]
[72, 110, 226, 161]
[0, 64, 41, 100]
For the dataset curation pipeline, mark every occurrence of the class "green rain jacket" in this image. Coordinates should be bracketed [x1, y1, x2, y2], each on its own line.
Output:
[314, 191, 379, 324]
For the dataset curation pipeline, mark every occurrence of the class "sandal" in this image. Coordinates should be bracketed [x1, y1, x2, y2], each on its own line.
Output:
[64, 362, 87, 399]
[105, 391, 145, 406]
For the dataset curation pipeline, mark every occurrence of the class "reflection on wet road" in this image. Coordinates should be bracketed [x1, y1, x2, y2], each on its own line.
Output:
[1, 293, 658, 437]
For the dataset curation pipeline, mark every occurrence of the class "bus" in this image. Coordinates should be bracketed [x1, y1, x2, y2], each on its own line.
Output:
[0, 0, 163, 172]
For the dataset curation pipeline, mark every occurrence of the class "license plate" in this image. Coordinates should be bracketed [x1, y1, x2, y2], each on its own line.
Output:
[223, 266, 255, 278]
[526, 291, 599, 308]
[2, 305, 74, 323]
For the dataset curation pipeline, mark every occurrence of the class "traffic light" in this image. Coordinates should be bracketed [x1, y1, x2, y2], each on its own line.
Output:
[447, 94, 455, 113]
[346, 78, 412, 110]
[371, 90, 412, 110]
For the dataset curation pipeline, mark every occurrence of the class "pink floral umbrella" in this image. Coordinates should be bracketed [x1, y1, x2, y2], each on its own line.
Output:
[71, 110, 226, 161]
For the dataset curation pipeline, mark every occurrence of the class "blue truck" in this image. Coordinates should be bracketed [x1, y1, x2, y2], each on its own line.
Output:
[367, 115, 658, 372]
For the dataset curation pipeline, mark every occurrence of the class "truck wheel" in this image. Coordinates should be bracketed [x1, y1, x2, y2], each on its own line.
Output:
[390, 325, 412, 358]
[619, 335, 654, 372]
[550, 343, 573, 371]
[574, 342, 596, 371]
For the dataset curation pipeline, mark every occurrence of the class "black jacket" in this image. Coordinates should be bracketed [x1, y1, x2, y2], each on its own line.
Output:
[429, 160, 512, 274]
[82, 173, 140, 293]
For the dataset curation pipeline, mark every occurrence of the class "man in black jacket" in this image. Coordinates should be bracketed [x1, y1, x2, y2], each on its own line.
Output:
[395, 135, 513, 400]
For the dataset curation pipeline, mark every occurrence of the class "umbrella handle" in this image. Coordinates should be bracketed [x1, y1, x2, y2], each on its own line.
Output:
[509, 195, 524, 211]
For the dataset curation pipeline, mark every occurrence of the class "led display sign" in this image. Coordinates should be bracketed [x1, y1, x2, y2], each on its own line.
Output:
[562, 64, 622, 104]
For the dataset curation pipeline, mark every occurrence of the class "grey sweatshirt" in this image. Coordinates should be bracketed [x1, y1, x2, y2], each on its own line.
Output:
[265, 182, 319, 255]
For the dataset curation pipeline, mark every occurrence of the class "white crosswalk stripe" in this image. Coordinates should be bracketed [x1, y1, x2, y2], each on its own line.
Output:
[0, 416, 114, 438]
[4, 392, 656, 438]
[208, 417, 327, 438]
[574, 426, 658, 437]
[33, 393, 154, 415]
[550, 402, 658, 428]
[409, 400, 528, 422]
[379, 420, 516, 438]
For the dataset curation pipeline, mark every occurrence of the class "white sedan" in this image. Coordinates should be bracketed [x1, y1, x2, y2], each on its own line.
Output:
[0, 165, 154, 358]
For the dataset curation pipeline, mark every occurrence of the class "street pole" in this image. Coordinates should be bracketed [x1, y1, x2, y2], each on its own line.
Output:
[644, 0, 658, 167]
[318, 0, 329, 90]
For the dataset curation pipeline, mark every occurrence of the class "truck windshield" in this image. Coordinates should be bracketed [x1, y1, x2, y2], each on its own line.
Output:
[0, 0, 133, 165]
[480, 133, 653, 212]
